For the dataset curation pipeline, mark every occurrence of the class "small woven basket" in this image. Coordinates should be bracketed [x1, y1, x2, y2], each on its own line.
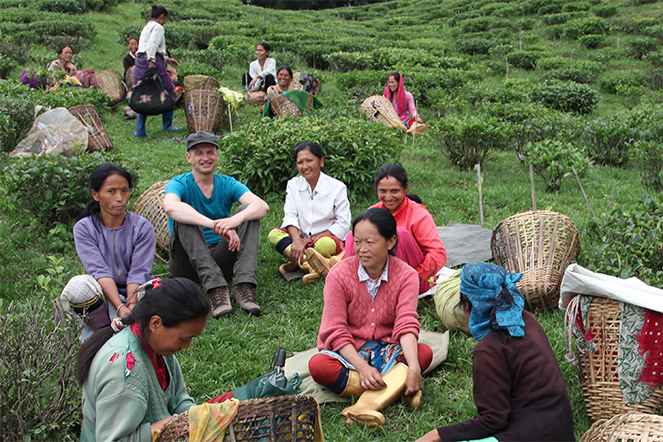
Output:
[580, 413, 663, 442]
[90, 70, 126, 106]
[68, 105, 113, 152]
[491, 210, 580, 311]
[185, 89, 224, 134]
[578, 297, 663, 422]
[157, 395, 320, 442]
[183, 75, 220, 92]
[132, 181, 169, 262]
[269, 94, 314, 119]
[360, 95, 408, 131]
[125, 66, 135, 90]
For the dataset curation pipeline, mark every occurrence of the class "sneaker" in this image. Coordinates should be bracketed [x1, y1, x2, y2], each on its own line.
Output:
[208, 287, 233, 319]
[231, 283, 261, 317]
[306, 248, 331, 277]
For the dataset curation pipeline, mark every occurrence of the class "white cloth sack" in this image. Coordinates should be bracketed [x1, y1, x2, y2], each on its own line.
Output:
[11, 106, 88, 157]
[559, 263, 663, 314]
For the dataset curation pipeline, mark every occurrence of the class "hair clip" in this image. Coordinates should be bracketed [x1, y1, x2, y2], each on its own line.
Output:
[151, 277, 161, 289]
[110, 317, 125, 333]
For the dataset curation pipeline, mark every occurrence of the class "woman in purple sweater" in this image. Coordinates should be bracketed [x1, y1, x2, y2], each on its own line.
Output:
[415, 262, 574, 442]
[60, 164, 156, 341]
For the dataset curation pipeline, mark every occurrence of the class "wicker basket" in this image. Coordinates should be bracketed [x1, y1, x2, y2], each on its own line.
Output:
[269, 94, 314, 119]
[580, 413, 663, 442]
[578, 297, 663, 422]
[157, 395, 320, 442]
[125, 66, 135, 90]
[68, 105, 113, 152]
[183, 75, 220, 91]
[185, 89, 224, 134]
[491, 210, 580, 311]
[360, 95, 408, 131]
[291, 72, 320, 96]
[132, 181, 169, 261]
[90, 70, 126, 106]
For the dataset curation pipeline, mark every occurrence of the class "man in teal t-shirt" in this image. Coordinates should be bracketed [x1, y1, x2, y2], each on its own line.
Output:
[164, 130, 270, 318]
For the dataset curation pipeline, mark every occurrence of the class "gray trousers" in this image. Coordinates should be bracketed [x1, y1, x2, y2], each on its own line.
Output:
[169, 203, 260, 292]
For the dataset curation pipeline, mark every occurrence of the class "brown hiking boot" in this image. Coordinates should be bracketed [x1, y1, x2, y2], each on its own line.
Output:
[231, 283, 261, 317]
[208, 287, 233, 319]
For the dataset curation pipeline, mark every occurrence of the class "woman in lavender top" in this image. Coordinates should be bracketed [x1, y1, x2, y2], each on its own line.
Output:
[60, 163, 156, 341]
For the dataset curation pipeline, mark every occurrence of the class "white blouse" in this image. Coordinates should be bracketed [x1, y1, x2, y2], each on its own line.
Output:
[248, 57, 276, 90]
[137, 21, 166, 62]
[281, 172, 351, 241]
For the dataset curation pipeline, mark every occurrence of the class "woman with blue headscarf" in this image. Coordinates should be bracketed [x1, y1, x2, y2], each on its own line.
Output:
[415, 262, 574, 442]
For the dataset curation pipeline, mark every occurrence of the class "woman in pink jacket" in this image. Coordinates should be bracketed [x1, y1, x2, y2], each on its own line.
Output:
[384, 72, 424, 128]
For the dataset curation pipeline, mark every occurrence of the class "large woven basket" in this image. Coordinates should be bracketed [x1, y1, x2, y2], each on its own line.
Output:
[491, 210, 580, 311]
[291, 72, 320, 96]
[183, 75, 220, 91]
[90, 69, 126, 106]
[269, 94, 313, 119]
[185, 89, 224, 134]
[157, 395, 320, 442]
[580, 413, 663, 442]
[125, 66, 135, 90]
[360, 95, 408, 131]
[68, 105, 113, 152]
[132, 181, 169, 261]
[579, 297, 663, 422]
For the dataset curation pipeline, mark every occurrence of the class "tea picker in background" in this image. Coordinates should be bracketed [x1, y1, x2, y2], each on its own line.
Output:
[266, 65, 294, 100]
[384, 71, 423, 128]
[243, 42, 276, 104]
[60, 164, 156, 342]
[47, 45, 78, 88]
[123, 36, 139, 79]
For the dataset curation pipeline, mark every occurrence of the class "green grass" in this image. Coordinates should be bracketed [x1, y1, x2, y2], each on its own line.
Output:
[2, 0, 662, 439]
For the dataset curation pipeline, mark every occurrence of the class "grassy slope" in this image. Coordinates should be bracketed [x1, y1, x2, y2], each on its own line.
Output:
[2, 0, 662, 439]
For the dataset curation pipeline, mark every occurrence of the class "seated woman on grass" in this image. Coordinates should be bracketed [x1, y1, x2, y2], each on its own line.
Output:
[268, 142, 351, 284]
[415, 263, 575, 442]
[266, 65, 294, 100]
[384, 71, 423, 128]
[344, 162, 446, 294]
[60, 163, 156, 341]
[243, 42, 276, 105]
[47, 45, 77, 88]
[309, 208, 433, 428]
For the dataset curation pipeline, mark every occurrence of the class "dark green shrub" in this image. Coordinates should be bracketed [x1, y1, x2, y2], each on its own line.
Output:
[563, 2, 590, 12]
[541, 12, 588, 26]
[593, 5, 617, 18]
[528, 81, 601, 114]
[564, 16, 608, 40]
[629, 17, 660, 33]
[40, 87, 111, 110]
[522, 139, 590, 192]
[629, 38, 659, 59]
[584, 117, 636, 167]
[37, 0, 85, 14]
[431, 114, 513, 170]
[0, 152, 122, 225]
[578, 34, 605, 49]
[219, 116, 402, 198]
[545, 24, 566, 40]
[323, 51, 373, 72]
[507, 50, 548, 70]
[0, 54, 15, 79]
[538, 67, 597, 84]
[169, 48, 226, 72]
[640, 25, 663, 40]
[598, 71, 649, 94]
[513, 112, 582, 152]
[625, 104, 663, 143]
[0, 81, 39, 152]
[538, 4, 563, 15]
[460, 16, 512, 34]
[42, 35, 89, 55]
[631, 140, 663, 192]
[0, 298, 82, 441]
[455, 37, 496, 55]
[582, 196, 663, 286]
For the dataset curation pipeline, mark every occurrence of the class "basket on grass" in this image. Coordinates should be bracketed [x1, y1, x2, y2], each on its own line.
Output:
[185, 89, 224, 134]
[360, 95, 408, 131]
[183, 75, 220, 91]
[578, 297, 663, 422]
[269, 94, 313, 119]
[68, 105, 113, 152]
[132, 181, 169, 261]
[580, 413, 663, 442]
[157, 395, 320, 442]
[90, 70, 126, 106]
[491, 210, 580, 311]
[125, 66, 135, 90]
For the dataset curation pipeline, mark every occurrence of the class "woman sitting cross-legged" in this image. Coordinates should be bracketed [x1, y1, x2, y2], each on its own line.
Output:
[268, 141, 351, 284]
[415, 262, 575, 442]
[308, 208, 433, 428]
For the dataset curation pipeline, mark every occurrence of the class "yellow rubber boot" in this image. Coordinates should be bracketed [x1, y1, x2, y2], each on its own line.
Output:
[306, 248, 331, 277]
[340, 363, 410, 428]
[340, 370, 365, 398]
[329, 249, 345, 267]
[279, 245, 299, 276]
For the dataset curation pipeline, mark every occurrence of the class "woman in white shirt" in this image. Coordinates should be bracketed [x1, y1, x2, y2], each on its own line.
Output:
[243, 42, 276, 104]
[133, 5, 180, 137]
[268, 142, 351, 283]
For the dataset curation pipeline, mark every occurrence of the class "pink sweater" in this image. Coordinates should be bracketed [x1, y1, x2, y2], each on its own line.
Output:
[371, 197, 447, 285]
[317, 256, 421, 352]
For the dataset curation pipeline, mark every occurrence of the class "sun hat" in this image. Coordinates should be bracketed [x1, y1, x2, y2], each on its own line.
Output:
[186, 130, 218, 151]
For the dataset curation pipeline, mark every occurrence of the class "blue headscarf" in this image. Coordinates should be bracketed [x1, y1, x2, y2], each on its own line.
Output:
[460, 262, 525, 341]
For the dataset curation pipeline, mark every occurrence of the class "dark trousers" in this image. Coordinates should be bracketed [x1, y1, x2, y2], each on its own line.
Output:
[169, 204, 260, 291]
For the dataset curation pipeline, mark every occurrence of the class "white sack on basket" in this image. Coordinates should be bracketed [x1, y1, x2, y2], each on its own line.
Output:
[559, 263, 663, 313]
[11, 106, 88, 157]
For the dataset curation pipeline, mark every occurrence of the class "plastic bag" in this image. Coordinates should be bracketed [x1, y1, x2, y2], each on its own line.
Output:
[11, 106, 88, 157]
[127, 66, 176, 115]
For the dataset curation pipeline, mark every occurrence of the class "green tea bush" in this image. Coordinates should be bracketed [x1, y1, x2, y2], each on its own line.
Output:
[640, 25, 663, 41]
[0, 54, 15, 79]
[0, 152, 122, 225]
[37, 0, 85, 14]
[593, 5, 617, 17]
[0, 297, 81, 441]
[631, 140, 663, 192]
[528, 80, 600, 114]
[598, 70, 649, 94]
[625, 104, 663, 142]
[323, 51, 373, 72]
[582, 196, 663, 287]
[538, 61, 603, 84]
[431, 114, 513, 170]
[455, 37, 496, 55]
[584, 117, 636, 167]
[578, 34, 605, 49]
[564, 16, 608, 40]
[522, 139, 591, 192]
[563, 2, 590, 12]
[169, 48, 226, 72]
[0, 82, 40, 152]
[219, 116, 402, 198]
[460, 16, 512, 34]
[513, 112, 582, 154]
[40, 87, 111, 110]
[507, 50, 548, 70]
[628, 17, 660, 33]
[629, 38, 659, 59]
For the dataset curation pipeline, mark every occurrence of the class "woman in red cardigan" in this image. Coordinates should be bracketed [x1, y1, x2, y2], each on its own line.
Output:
[309, 208, 433, 428]
[344, 162, 447, 294]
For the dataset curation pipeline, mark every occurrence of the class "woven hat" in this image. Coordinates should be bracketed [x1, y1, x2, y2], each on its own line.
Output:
[186, 130, 218, 151]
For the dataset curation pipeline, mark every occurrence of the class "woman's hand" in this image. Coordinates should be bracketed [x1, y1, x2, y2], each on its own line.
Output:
[414, 429, 442, 442]
[358, 365, 386, 391]
[290, 238, 307, 265]
[168, 58, 179, 68]
[150, 415, 175, 434]
[403, 364, 422, 397]
[414, 115, 424, 124]
[148, 61, 156, 68]
[116, 304, 131, 318]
